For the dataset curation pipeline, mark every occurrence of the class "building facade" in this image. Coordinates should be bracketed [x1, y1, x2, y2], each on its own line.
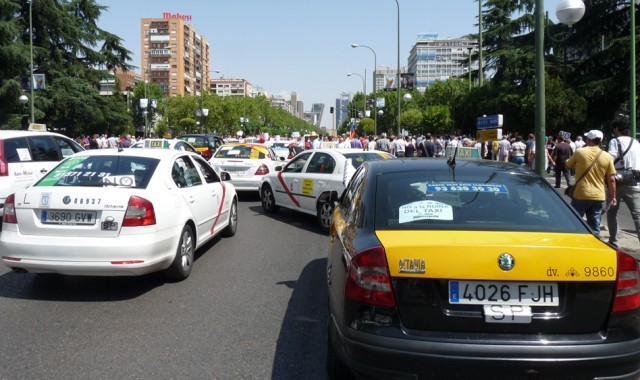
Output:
[140, 14, 210, 97]
[407, 33, 477, 93]
[209, 78, 256, 97]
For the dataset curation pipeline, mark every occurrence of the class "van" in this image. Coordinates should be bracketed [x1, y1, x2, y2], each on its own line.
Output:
[0, 130, 84, 216]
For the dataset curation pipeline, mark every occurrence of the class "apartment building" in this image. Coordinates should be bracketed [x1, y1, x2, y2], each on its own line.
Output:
[209, 78, 257, 97]
[140, 14, 210, 97]
[408, 33, 477, 92]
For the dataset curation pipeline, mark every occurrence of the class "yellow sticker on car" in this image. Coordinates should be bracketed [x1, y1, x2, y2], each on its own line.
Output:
[302, 179, 313, 196]
[377, 231, 617, 281]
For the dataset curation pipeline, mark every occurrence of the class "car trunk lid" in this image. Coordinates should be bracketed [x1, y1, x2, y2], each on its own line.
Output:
[376, 230, 617, 334]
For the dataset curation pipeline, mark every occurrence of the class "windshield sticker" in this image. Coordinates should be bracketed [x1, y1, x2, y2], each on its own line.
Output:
[102, 175, 135, 187]
[427, 183, 508, 193]
[17, 148, 32, 161]
[36, 156, 88, 186]
[399, 201, 453, 223]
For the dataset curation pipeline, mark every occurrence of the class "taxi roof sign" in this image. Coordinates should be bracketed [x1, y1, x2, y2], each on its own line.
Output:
[144, 139, 170, 149]
[28, 123, 47, 131]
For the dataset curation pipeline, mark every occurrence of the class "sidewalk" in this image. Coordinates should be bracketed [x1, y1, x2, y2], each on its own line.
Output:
[544, 173, 639, 260]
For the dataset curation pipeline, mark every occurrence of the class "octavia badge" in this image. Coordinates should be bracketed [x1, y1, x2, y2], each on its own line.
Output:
[498, 253, 515, 271]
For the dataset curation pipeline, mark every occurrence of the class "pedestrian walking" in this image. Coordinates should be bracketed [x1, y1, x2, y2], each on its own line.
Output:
[498, 135, 511, 162]
[565, 130, 617, 236]
[606, 117, 640, 247]
[510, 136, 527, 166]
[551, 135, 573, 188]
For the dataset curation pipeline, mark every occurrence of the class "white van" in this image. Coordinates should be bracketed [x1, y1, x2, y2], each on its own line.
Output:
[0, 130, 84, 216]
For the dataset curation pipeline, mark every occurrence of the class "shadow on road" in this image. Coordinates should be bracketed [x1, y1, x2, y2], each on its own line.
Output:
[272, 258, 328, 380]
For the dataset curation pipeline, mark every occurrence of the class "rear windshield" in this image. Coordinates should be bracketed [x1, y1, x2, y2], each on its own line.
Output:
[35, 155, 159, 189]
[180, 136, 215, 149]
[214, 146, 266, 159]
[343, 151, 395, 169]
[374, 170, 586, 233]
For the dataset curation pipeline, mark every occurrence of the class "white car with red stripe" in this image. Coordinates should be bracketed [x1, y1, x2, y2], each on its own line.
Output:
[259, 148, 395, 232]
[0, 148, 238, 281]
[209, 143, 284, 192]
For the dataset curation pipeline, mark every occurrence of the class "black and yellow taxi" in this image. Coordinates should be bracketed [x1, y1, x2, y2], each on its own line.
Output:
[326, 157, 640, 379]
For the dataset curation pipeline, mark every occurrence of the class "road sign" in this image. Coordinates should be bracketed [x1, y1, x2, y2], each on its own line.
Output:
[477, 114, 503, 129]
[476, 129, 502, 141]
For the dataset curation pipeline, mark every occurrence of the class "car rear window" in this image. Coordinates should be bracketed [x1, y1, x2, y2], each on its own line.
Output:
[181, 136, 207, 149]
[343, 151, 395, 169]
[35, 155, 159, 189]
[214, 146, 266, 159]
[374, 170, 587, 233]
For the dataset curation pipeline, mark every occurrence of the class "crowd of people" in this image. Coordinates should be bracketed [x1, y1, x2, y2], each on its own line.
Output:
[75, 133, 137, 149]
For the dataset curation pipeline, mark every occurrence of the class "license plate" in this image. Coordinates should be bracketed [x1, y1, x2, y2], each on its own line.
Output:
[483, 305, 532, 324]
[449, 280, 559, 306]
[41, 210, 97, 225]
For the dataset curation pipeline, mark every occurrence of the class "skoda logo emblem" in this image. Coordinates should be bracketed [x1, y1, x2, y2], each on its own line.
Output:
[63, 196, 71, 205]
[498, 253, 515, 271]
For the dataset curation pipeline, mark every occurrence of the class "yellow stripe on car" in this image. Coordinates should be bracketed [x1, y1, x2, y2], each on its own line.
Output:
[377, 231, 617, 281]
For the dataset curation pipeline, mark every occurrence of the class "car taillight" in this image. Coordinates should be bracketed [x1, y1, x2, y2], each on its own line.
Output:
[255, 164, 269, 176]
[613, 251, 640, 312]
[3, 194, 17, 224]
[345, 246, 396, 308]
[122, 196, 156, 227]
[201, 149, 212, 160]
[0, 140, 7, 176]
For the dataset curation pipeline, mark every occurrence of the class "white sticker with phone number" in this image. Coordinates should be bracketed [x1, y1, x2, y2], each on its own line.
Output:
[427, 183, 508, 193]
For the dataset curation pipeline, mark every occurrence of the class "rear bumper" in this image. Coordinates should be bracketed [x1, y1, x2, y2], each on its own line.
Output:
[328, 315, 640, 380]
[229, 178, 261, 192]
[0, 226, 179, 276]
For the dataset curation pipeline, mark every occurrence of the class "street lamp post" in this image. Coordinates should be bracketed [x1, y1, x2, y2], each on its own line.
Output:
[347, 73, 366, 120]
[351, 43, 378, 135]
[535, 0, 585, 177]
[631, 0, 636, 138]
[28, 0, 34, 123]
[393, 0, 401, 137]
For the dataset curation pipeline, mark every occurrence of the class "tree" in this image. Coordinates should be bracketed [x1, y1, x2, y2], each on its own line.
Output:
[0, 0, 133, 135]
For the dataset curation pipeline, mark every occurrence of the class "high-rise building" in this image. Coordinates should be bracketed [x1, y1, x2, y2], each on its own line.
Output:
[140, 14, 210, 97]
[408, 33, 477, 93]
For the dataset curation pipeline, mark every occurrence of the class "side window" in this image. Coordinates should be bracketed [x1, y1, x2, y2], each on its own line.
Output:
[341, 166, 366, 222]
[305, 153, 336, 174]
[55, 136, 83, 157]
[172, 157, 202, 188]
[192, 156, 219, 184]
[283, 152, 311, 173]
[3, 137, 31, 163]
[28, 136, 61, 161]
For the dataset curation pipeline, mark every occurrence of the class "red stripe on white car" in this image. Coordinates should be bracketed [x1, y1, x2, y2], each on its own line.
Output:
[210, 182, 227, 234]
[277, 172, 300, 207]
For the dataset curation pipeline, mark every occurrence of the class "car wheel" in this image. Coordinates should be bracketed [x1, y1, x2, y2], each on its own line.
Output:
[165, 224, 195, 281]
[221, 198, 238, 237]
[261, 185, 279, 214]
[326, 330, 354, 380]
[317, 201, 334, 233]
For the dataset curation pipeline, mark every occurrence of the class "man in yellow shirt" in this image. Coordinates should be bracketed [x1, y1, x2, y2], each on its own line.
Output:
[565, 130, 617, 237]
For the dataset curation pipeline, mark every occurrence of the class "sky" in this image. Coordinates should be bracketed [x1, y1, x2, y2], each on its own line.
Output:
[96, 1, 559, 130]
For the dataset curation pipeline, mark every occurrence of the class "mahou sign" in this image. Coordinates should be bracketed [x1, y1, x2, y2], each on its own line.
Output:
[163, 12, 192, 21]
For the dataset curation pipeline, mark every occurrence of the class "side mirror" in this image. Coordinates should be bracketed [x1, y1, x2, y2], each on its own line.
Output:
[275, 165, 284, 172]
[220, 171, 231, 181]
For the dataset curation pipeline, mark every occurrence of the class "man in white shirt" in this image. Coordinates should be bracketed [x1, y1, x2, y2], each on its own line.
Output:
[574, 136, 585, 149]
[393, 135, 406, 157]
[498, 135, 511, 162]
[606, 117, 640, 247]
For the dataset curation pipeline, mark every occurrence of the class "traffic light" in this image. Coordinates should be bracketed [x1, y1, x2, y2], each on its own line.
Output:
[330, 107, 334, 114]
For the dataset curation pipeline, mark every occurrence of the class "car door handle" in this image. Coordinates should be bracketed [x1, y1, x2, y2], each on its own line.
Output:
[188, 195, 195, 203]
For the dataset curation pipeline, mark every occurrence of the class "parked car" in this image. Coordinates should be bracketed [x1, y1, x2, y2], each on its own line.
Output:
[130, 138, 199, 154]
[259, 148, 395, 231]
[0, 130, 84, 216]
[178, 134, 224, 160]
[0, 148, 237, 281]
[326, 158, 640, 379]
[210, 143, 284, 192]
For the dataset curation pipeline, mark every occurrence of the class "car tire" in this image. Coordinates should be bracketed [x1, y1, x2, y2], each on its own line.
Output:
[261, 185, 279, 214]
[221, 198, 238, 237]
[165, 224, 195, 281]
[317, 200, 334, 233]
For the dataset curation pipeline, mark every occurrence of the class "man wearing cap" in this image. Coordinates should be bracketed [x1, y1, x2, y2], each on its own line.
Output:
[565, 130, 617, 237]
[606, 117, 640, 247]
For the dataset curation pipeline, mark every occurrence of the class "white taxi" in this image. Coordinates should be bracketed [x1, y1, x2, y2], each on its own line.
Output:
[259, 148, 395, 232]
[209, 143, 284, 192]
[130, 138, 198, 154]
[0, 148, 238, 281]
